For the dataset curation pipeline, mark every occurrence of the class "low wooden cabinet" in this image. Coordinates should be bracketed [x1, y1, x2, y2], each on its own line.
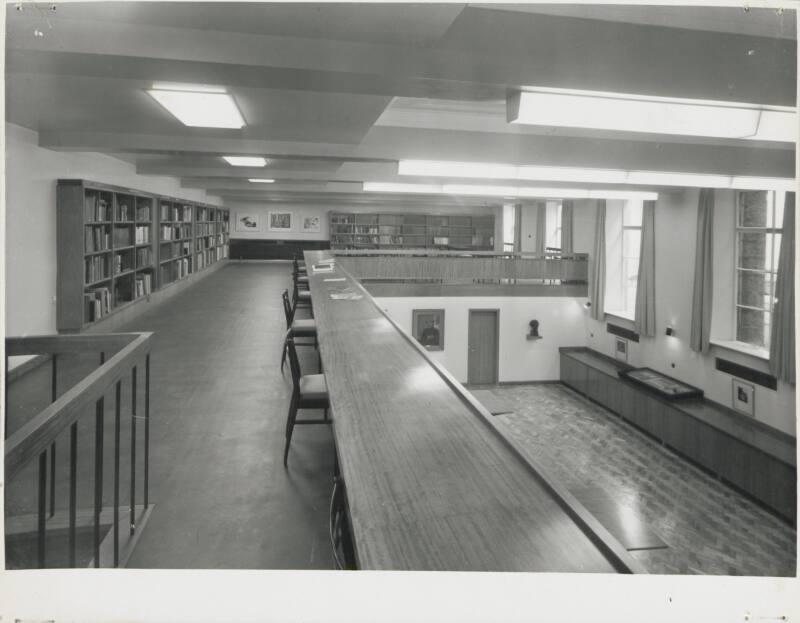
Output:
[559, 348, 797, 523]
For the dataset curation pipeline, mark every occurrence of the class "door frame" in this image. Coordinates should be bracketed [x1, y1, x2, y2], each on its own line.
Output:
[467, 308, 500, 385]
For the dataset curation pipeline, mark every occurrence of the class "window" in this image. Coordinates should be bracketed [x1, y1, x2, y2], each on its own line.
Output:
[545, 201, 562, 252]
[502, 203, 516, 252]
[735, 191, 783, 349]
[603, 200, 643, 319]
[621, 201, 643, 316]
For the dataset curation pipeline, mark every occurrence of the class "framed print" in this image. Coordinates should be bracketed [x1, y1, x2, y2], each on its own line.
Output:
[412, 309, 445, 351]
[732, 379, 755, 417]
[268, 211, 293, 232]
[302, 215, 321, 233]
[235, 212, 261, 232]
[614, 337, 628, 363]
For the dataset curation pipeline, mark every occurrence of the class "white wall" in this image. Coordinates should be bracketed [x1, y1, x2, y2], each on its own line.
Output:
[376, 296, 588, 383]
[5, 122, 219, 355]
[585, 188, 796, 436]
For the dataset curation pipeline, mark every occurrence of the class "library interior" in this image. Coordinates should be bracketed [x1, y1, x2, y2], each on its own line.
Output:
[2, 2, 798, 581]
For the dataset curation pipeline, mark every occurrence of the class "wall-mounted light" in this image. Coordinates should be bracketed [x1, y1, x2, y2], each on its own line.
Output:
[584, 301, 592, 309]
[665, 326, 676, 337]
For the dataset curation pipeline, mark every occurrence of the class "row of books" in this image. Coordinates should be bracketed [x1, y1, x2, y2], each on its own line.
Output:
[136, 204, 152, 222]
[117, 201, 133, 222]
[85, 226, 110, 253]
[84, 287, 112, 322]
[85, 256, 108, 284]
[135, 225, 150, 244]
[196, 223, 215, 236]
[134, 273, 153, 298]
[84, 194, 112, 223]
[196, 207, 214, 222]
[160, 204, 193, 222]
[160, 241, 191, 260]
[136, 247, 152, 267]
[160, 224, 192, 241]
[113, 252, 134, 275]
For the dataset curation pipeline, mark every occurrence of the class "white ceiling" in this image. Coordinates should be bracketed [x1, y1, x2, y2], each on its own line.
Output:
[5, 2, 797, 206]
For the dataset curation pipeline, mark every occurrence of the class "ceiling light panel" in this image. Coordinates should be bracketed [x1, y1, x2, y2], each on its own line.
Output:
[508, 88, 796, 142]
[248, 178, 276, 183]
[148, 89, 245, 129]
[224, 156, 267, 167]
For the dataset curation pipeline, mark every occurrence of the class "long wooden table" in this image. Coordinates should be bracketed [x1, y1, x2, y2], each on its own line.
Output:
[305, 251, 645, 572]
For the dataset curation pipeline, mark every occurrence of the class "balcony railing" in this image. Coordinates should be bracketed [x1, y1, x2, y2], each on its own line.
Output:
[4, 332, 153, 568]
[333, 250, 589, 295]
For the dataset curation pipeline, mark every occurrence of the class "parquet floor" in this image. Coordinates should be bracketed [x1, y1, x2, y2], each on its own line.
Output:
[489, 383, 797, 576]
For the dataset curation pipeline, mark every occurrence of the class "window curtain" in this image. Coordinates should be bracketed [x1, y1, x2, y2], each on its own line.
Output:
[690, 189, 714, 353]
[535, 202, 547, 255]
[769, 192, 795, 384]
[634, 200, 656, 336]
[589, 200, 606, 320]
[561, 200, 574, 254]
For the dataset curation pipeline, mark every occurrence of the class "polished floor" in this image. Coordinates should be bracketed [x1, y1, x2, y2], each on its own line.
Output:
[5, 261, 796, 573]
[489, 384, 797, 576]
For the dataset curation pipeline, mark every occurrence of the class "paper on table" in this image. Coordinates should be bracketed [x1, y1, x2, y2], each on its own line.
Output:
[312, 264, 334, 272]
[324, 277, 346, 282]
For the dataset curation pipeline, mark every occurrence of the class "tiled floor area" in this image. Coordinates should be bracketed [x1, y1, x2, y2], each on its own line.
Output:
[488, 383, 797, 576]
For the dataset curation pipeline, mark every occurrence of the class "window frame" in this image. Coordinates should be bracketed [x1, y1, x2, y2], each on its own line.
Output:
[733, 190, 781, 350]
[620, 203, 643, 319]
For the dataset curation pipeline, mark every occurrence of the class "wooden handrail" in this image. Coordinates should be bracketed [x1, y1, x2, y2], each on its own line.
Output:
[6, 333, 148, 357]
[334, 249, 589, 260]
[5, 332, 153, 479]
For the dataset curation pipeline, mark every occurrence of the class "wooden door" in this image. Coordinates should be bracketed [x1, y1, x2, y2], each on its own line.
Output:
[468, 310, 499, 384]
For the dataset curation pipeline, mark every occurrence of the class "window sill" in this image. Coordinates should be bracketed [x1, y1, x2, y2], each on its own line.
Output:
[709, 339, 769, 362]
[604, 310, 635, 323]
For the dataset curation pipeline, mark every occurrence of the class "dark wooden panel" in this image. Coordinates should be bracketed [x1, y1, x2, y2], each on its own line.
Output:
[230, 239, 330, 260]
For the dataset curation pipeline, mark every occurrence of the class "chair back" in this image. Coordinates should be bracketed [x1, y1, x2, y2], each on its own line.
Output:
[281, 289, 294, 328]
[286, 336, 302, 391]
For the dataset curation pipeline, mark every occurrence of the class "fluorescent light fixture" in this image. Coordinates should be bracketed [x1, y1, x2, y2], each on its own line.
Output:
[148, 88, 245, 129]
[626, 171, 732, 188]
[508, 88, 796, 142]
[397, 159, 795, 192]
[248, 178, 275, 183]
[223, 156, 267, 167]
[730, 177, 797, 192]
[363, 182, 657, 201]
[363, 182, 443, 194]
[151, 82, 227, 94]
[399, 160, 627, 184]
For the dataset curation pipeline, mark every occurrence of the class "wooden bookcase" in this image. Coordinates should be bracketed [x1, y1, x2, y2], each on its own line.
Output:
[57, 180, 228, 332]
[329, 211, 495, 250]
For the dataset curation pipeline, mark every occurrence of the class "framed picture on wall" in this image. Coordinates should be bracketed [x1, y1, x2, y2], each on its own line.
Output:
[732, 379, 756, 417]
[412, 309, 445, 351]
[268, 211, 293, 232]
[614, 337, 628, 363]
[234, 212, 261, 232]
[302, 215, 321, 233]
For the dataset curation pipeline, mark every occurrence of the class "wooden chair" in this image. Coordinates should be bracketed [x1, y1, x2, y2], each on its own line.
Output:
[284, 337, 330, 467]
[293, 279, 313, 314]
[281, 289, 317, 370]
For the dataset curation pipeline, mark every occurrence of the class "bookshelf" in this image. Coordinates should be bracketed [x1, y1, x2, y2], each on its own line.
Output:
[57, 180, 228, 332]
[329, 212, 495, 250]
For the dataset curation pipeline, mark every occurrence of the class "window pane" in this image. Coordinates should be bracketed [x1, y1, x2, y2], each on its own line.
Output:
[737, 270, 774, 310]
[623, 201, 643, 227]
[736, 307, 770, 348]
[623, 228, 641, 259]
[738, 190, 770, 227]
[737, 232, 770, 270]
[774, 193, 786, 229]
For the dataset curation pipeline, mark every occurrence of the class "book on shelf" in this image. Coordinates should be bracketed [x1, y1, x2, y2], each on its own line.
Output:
[136, 247, 152, 267]
[160, 203, 170, 221]
[134, 273, 152, 298]
[84, 226, 110, 253]
[161, 225, 174, 241]
[181, 205, 192, 221]
[136, 203, 152, 221]
[135, 225, 150, 244]
[113, 226, 133, 247]
[176, 257, 190, 279]
[117, 200, 131, 222]
[85, 255, 108, 283]
[84, 287, 111, 322]
[84, 193, 111, 222]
